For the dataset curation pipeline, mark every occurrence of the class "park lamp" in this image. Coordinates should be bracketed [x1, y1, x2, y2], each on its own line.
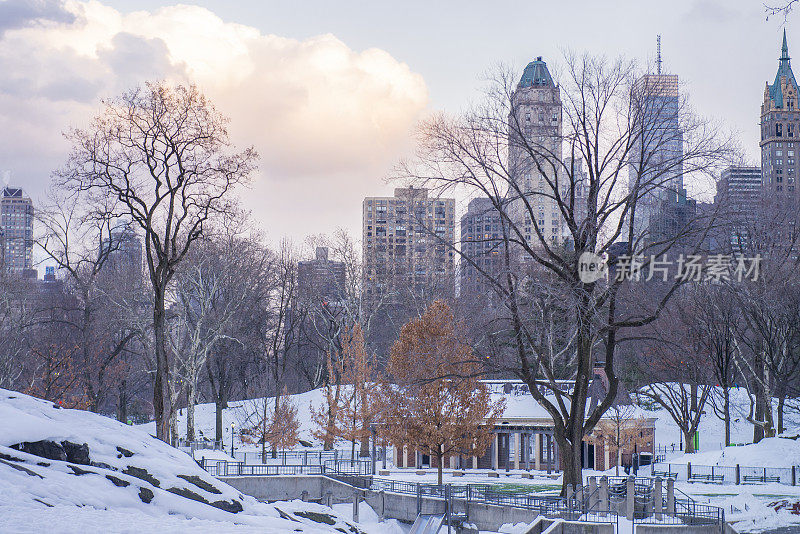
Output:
[230, 422, 236, 457]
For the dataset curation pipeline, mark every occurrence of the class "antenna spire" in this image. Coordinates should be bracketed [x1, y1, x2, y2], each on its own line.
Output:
[657, 35, 662, 75]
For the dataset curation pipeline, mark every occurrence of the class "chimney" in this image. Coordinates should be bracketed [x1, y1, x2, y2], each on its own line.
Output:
[316, 247, 328, 262]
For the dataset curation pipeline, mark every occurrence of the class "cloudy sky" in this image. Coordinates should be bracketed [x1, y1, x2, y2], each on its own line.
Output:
[0, 0, 791, 247]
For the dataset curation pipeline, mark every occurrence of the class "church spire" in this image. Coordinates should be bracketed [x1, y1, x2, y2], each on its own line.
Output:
[782, 28, 790, 62]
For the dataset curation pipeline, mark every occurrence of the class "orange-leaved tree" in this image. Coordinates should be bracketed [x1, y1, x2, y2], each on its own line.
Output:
[311, 323, 381, 456]
[380, 300, 505, 485]
[242, 389, 300, 456]
[311, 350, 343, 450]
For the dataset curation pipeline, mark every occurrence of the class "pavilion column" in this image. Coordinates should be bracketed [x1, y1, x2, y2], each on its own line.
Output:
[604, 441, 610, 472]
[492, 433, 499, 470]
[513, 432, 520, 470]
[534, 433, 541, 471]
[402, 445, 408, 468]
[546, 434, 552, 474]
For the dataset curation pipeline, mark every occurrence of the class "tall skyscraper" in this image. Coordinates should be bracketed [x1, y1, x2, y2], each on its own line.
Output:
[508, 57, 565, 246]
[761, 30, 800, 201]
[460, 197, 504, 297]
[628, 70, 684, 246]
[0, 186, 35, 276]
[362, 187, 455, 307]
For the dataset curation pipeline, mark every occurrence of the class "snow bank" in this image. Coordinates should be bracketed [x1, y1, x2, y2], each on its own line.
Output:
[0, 388, 384, 533]
[664, 437, 800, 468]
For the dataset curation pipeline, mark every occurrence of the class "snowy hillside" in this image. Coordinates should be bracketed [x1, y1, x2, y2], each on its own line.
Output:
[637, 386, 800, 455]
[159, 385, 800, 460]
[0, 389, 389, 533]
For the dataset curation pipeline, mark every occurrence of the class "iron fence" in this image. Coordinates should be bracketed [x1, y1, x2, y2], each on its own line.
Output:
[652, 461, 798, 485]
[199, 458, 373, 478]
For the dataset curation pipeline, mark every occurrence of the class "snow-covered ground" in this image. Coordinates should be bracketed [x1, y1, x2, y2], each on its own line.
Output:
[141, 385, 800, 533]
[0, 388, 402, 533]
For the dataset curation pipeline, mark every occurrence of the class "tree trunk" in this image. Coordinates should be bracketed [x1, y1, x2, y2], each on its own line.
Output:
[683, 428, 695, 454]
[117, 379, 128, 423]
[436, 444, 443, 487]
[271, 391, 280, 459]
[778, 393, 786, 435]
[153, 288, 170, 443]
[754, 387, 765, 443]
[558, 432, 581, 494]
[723, 387, 731, 447]
[215, 398, 224, 445]
[186, 379, 197, 442]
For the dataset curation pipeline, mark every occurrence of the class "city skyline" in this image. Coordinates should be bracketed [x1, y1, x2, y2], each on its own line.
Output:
[0, 0, 792, 250]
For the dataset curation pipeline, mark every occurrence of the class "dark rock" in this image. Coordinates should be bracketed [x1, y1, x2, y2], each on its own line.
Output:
[293, 510, 336, 525]
[37, 462, 50, 467]
[167, 486, 208, 504]
[210, 499, 243, 513]
[122, 466, 160, 487]
[0, 452, 25, 462]
[116, 446, 134, 458]
[106, 475, 130, 487]
[61, 441, 90, 465]
[10, 440, 66, 462]
[177, 474, 222, 494]
[138, 487, 154, 504]
[91, 461, 113, 470]
[0, 458, 43, 478]
[32, 498, 53, 508]
[275, 508, 300, 522]
[68, 465, 94, 476]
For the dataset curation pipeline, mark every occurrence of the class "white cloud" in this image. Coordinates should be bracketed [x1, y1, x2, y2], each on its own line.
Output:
[0, 0, 428, 241]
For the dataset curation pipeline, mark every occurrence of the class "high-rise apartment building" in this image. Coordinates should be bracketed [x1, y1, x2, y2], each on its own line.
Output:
[362, 187, 455, 306]
[0, 186, 34, 276]
[508, 57, 565, 246]
[761, 31, 800, 201]
[628, 72, 685, 245]
[297, 247, 346, 303]
[715, 166, 762, 249]
[460, 198, 504, 297]
[101, 224, 143, 276]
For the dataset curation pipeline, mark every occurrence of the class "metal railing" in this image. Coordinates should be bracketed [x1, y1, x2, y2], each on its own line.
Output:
[198, 458, 724, 529]
[652, 461, 799, 485]
[229, 449, 367, 466]
[200, 458, 373, 478]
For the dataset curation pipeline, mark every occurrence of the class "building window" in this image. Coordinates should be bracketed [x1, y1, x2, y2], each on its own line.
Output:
[777, 123, 783, 137]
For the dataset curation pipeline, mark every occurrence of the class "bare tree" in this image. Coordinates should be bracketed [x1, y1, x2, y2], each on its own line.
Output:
[399, 54, 733, 491]
[58, 82, 257, 442]
[36, 189, 139, 413]
[590, 405, 649, 476]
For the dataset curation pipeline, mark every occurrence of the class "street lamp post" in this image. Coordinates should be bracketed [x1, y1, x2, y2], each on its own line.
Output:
[230, 422, 236, 458]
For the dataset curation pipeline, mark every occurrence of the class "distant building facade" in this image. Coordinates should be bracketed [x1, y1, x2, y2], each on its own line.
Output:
[508, 57, 566, 246]
[0, 186, 35, 276]
[459, 198, 504, 297]
[628, 73, 685, 247]
[362, 187, 455, 307]
[101, 225, 143, 277]
[761, 31, 800, 202]
[715, 166, 762, 249]
[297, 247, 346, 303]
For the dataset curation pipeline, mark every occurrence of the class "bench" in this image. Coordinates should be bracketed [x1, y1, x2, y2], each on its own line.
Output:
[688, 473, 724, 483]
[652, 470, 677, 479]
[743, 475, 780, 484]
